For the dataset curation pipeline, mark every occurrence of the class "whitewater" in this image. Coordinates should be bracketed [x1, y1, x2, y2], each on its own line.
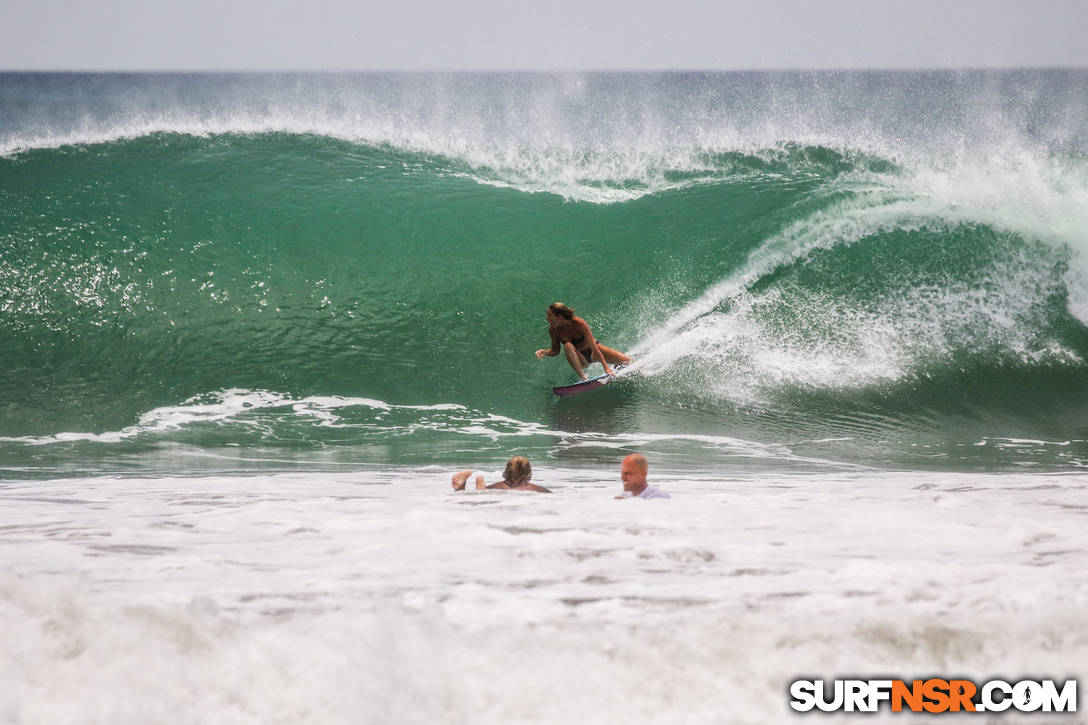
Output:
[2, 71, 1087, 723]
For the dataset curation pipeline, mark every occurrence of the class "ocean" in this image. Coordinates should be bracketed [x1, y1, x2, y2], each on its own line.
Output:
[1, 71, 1086, 723]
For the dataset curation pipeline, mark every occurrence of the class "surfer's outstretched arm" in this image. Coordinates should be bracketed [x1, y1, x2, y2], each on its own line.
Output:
[536, 328, 562, 359]
[577, 320, 630, 375]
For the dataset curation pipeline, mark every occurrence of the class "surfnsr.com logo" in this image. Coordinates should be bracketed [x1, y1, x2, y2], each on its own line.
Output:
[789, 679, 1077, 713]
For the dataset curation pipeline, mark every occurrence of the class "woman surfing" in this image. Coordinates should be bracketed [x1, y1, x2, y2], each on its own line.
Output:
[535, 302, 631, 380]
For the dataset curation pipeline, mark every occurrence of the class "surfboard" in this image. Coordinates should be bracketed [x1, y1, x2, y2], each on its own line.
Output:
[552, 365, 631, 397]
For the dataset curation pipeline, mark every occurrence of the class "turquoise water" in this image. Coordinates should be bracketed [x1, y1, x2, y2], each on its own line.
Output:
[3, 71, 1088, 475]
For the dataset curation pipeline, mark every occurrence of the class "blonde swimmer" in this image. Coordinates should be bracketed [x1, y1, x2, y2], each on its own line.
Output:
[450, 456, 552, 493]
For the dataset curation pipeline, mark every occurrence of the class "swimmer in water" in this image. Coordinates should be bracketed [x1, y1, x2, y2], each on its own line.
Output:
[451, 456, 551, 493]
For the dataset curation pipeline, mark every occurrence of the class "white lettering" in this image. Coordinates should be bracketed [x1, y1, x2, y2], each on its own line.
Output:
[815, 680, 844, 712]
[1014, 681, 1043, 712]
[1042, 680, 1077, 712]
[982, 680, 1013, 712]
[845, 681, 869, 712]
[789, 680, 817, 712]
[868, 680, 893, 711]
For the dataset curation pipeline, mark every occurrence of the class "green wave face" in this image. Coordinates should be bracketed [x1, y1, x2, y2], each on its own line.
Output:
[4, 72, 1088, 474]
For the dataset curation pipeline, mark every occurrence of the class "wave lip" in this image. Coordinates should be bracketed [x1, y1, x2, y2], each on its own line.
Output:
[5, 70, 1088, 202]
[631, 149, 1088, 406]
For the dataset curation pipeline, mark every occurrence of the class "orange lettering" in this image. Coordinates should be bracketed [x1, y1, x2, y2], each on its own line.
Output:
[892, 680, 924, 712]
[922, 679, 951, 713]
[948, 680, 977, 712]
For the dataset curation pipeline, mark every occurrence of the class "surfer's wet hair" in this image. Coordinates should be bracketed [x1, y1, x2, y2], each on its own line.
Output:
[548, 302, 575, 320]
[503, 456, 533, 486]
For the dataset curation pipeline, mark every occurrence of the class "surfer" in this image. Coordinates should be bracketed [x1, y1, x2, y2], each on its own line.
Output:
[615, 453, 671, 499]
[535, 302, 631, 380]
[450, 456, 552, 493]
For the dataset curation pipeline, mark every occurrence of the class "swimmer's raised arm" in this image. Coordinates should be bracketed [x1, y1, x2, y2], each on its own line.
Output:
[451, 469, 486, 491]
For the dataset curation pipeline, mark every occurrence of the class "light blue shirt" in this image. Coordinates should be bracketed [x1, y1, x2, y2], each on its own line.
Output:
[622, 484, 671, 499]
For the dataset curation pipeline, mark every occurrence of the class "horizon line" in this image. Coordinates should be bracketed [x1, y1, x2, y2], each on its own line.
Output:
[3, 64, 1088, 75]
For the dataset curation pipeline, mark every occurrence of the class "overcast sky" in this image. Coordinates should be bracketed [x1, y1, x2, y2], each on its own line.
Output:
[2, 0, 1086, 71]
